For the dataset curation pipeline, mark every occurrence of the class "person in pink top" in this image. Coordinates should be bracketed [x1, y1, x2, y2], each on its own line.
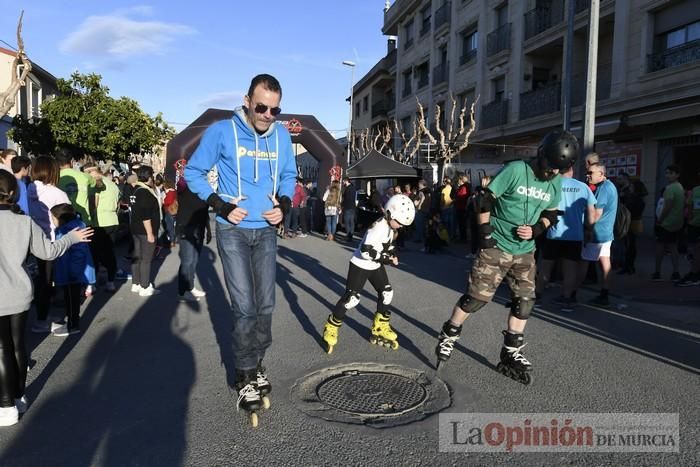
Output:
[27, 156, 70, 333]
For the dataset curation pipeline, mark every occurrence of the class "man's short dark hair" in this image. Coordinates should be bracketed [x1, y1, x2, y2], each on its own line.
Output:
[666, 164, 680, 174]
[247, 74, 282, 99]
[136, 165, 154, 183]
[54, 148, 74, 167]
[11, 155, 31, 174]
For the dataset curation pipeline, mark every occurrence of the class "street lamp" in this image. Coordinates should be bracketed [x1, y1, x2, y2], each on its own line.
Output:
[342, 60, 356, 166]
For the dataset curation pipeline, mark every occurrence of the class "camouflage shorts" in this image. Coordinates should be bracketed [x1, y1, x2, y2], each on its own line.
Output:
[468, 247, 536, 302]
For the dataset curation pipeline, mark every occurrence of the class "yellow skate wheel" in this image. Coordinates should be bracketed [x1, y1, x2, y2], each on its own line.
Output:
[327, 344, 334, 354]
[262, 396, 271, 410]
[369, 336, 377, 345]
[390, 341, 399, 350]
[250, 412, 258, 428]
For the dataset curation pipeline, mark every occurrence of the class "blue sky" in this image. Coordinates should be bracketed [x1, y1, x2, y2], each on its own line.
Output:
[0, 1, 390, 136]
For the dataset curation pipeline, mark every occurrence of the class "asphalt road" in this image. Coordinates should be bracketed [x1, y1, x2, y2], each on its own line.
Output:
[0, 231, 697, 466]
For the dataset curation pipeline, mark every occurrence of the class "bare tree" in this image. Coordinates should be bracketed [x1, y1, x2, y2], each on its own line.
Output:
[0, 12, 32, 118]
[415, 93, 478, 166]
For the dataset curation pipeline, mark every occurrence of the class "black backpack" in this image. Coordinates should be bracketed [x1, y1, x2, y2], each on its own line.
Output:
[614, 202, 632, 239]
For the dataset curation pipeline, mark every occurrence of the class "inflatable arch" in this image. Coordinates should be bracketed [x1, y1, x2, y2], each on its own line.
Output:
[165, 109, 346, 191]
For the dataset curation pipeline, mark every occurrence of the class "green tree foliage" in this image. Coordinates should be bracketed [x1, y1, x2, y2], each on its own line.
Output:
[9, 72, 175, 161]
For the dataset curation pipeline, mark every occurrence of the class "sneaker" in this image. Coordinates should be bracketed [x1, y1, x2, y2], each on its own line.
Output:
[50, 321, 65, 333]
[178, 291, 199, 302]
[52, 325, 80, 337]
[298, 233, 308, 238]
[15, 395, 28, 414]
[115, 270, 130, 281]
[190, 287, 206, 298]
[31, 320, 51, 333]
[138, 284, 160, 297]
[105, 281, 117, 293]
[85, 285, 95, 297]
[555, 297, 576, 312]
[0, 406, 19, 426]
[671, 272, 681, 282]
[131, 283, 142, 293]
[650, 272, 662, 281]
[676, 273, 700, 287]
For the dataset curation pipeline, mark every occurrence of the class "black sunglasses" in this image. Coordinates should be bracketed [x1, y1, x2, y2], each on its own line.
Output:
[254, 103, 282, 116]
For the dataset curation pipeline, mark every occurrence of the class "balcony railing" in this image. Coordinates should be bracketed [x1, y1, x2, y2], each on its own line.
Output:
[417, 74, 429, 89]
[519, 82, 561, 120]
[434, 2, 451, 30]
[433, 63, 449, 85]
[481, 99, 509, 129]
[487, 23, 511, 57]
[571, 63, 612, 106]
[575, 0, 590, 13]
[647, 39, 700, 73]
[460, 48, 477, 65]
[372, 101, 388, 118]
[524, 1, 564, 40]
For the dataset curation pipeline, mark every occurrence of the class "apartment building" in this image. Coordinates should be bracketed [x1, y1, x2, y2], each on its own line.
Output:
[353, 0, 700, 227]
[0, 47, 58, 150]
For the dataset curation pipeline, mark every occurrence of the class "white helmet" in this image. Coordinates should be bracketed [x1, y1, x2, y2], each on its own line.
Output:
[385, 194, 415, 226]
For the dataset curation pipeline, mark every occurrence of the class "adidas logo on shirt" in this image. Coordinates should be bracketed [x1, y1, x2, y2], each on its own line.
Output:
[516, 185, 551, 202]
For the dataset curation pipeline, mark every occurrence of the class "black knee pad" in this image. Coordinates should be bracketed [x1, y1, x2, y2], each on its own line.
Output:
[510, 297, 535, 320]
[457, 294, 487, 314]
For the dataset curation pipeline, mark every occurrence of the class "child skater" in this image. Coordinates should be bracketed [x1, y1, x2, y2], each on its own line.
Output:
[50, 203, 96, 337]
[0, 172, 92, 426]
[322, 194, 415, 353]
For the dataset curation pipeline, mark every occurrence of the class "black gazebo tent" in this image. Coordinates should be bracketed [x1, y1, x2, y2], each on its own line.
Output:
[346, 149, 418, 179]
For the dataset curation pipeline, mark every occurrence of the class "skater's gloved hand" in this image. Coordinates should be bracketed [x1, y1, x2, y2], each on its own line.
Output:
[478, 223, 497, 249]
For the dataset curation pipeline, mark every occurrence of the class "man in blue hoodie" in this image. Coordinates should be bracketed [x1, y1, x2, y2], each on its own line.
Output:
[184, 74, 296, 414]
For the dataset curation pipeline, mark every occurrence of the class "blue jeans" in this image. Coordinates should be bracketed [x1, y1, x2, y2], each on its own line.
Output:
[325, 214, 338, 236]
[178, 225, 204, 295]
[216, 223, 278, 371]
[343, 208, 356, 239]
[164, 213, 176, 244]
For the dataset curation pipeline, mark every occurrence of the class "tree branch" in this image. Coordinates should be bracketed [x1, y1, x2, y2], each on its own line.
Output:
[0, 11, 33, 118]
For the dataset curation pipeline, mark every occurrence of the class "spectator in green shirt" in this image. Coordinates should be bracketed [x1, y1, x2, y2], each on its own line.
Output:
[653, 165, 684, 282]
[56, 149, 96, 226]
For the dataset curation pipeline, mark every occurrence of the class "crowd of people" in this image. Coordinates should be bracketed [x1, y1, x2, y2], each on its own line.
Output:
[0, 72, 698, 426]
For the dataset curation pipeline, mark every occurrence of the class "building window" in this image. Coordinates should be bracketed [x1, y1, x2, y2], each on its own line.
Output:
[493, 76, 505, 102]
[496, 2, 508, 27]
[458, 89, 475, 110]
[355, 102, 360, 118]
[420, 4, 431, 36]
[460, 28, 478, 64]
[402, 69, 413, 97]
[363, 95, 369, 113]
[416, 62, 429, 89]
[404, 19, 415, 49]
[400, 116, 412, 136]
[31, 83, 41, 118]
[661, 20, 700, 50]
[649, 14, 700, 72]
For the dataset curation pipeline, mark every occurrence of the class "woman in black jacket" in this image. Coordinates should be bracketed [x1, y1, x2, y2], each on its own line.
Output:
[129, 166, 161, 296]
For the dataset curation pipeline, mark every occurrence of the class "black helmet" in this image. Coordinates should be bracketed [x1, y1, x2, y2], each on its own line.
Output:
[538, 130, 579, 170]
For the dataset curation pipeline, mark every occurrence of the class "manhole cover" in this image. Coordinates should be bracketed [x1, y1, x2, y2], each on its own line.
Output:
[317, 371, 427, 415]
[292, 363, 451, 428]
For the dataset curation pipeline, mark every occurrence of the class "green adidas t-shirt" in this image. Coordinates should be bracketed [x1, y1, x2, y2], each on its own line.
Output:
[95, 178, 120, 227]
[488, 161, 561, 255]
[59, 167, 96, 225]
[689, 186, 700, 228]
[660, 181, 684, 232]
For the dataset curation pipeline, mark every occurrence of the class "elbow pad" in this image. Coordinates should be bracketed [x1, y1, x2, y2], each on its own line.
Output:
[278, 195, 292, 214]
[207, 193, 236, 218]
[478, 190, 496, 213]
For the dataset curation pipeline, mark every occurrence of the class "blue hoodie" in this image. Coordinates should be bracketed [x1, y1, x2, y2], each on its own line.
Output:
[54, 218, 96, 286]
[184, 107, 297, 229]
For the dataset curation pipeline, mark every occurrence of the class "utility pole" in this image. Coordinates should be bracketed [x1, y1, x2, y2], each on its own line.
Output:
[581, 0, 600, 162]
[562, 0, 576, 132]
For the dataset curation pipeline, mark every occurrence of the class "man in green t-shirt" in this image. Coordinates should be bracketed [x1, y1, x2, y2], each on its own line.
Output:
[56, 149, 96, 226]
[677, 170, 700, 287]
[653, 165, 684, 281]
[435, 130, 578, 385]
